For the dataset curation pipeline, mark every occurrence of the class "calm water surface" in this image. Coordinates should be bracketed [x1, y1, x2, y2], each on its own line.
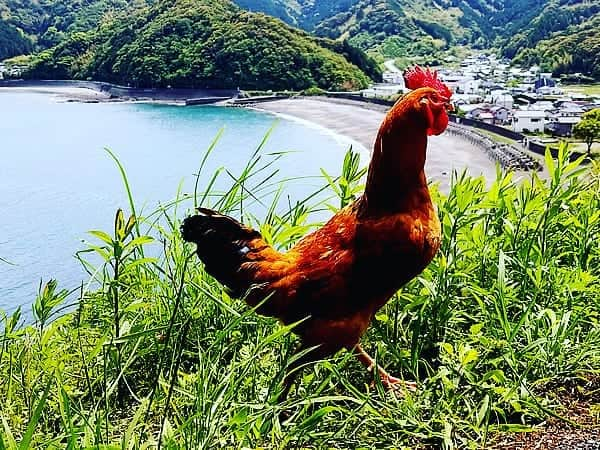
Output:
[0, 92, 360, 315]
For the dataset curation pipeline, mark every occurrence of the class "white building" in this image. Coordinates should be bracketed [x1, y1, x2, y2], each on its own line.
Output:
[362, 84, 404, 99]
[493, 93, 514, 109]
[512, 110, 546, 133]
[529, 101, 555, 113]
[453, 93, 484, 104]
[382, 71, 405, 86]
[440, 75, 481, 95]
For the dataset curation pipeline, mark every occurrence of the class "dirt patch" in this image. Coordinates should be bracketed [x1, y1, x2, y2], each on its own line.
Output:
[490, 375, 600, 450]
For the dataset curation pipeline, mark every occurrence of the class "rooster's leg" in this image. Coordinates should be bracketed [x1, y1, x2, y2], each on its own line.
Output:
[354, 344, 417, 392]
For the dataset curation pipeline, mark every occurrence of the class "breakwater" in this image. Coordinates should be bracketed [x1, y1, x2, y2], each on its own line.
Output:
[0, 79, 238, 102]
[447, 124, 541, 171]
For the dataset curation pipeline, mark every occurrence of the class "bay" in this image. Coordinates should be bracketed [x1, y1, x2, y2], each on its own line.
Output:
[0, 91, 360, 315]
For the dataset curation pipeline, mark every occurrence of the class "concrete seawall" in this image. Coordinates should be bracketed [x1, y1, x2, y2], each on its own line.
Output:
[0, 79, 238, 101]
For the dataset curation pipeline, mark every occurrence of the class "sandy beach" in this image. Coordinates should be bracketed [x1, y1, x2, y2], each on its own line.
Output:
[255, 97, 501, 192]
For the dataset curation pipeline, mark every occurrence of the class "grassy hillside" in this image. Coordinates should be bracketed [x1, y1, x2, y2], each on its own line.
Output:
[24, 0, 375, 90]
[0, 142, 598, 447]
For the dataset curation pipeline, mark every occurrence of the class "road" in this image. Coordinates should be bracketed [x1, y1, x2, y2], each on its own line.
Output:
[384, 59, 402, 73]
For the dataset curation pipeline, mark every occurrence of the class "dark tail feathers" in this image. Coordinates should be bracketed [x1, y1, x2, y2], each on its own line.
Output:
[181, 208, 261, 296]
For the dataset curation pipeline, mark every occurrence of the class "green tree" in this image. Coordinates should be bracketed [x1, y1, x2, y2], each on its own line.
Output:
[573, 108, 600, 155]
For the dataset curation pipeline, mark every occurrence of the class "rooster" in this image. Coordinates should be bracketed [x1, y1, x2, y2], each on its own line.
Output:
[181, 66, 452, 399]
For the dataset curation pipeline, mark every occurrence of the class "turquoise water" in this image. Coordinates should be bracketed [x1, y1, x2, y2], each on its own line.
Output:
[0, 92, 357, 315]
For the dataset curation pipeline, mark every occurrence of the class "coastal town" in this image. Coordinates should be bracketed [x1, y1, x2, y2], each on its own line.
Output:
[374, 53, 600, 147]
[2, 2, 600, 445]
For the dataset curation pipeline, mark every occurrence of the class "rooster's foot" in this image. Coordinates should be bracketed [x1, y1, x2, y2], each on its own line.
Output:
[376, 372, 417, 395]
[354, 343, 417, 395]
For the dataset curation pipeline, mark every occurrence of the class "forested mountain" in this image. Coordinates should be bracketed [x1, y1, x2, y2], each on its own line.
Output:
[234, 0, 600, 78]
[511, 15, 600, 79]
[0, 19, 32, 59]
[0, 0, 146, 59]
[504, 0, 600, 79]
[233, 0, 481, 57]
[24, 0, 375, 90]
[2, 0, 598, 79]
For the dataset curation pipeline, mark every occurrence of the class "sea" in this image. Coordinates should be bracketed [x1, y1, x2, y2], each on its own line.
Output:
[0, 91, 362, 316]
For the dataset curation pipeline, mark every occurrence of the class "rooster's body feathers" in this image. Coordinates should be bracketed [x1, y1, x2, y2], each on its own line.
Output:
[182, 192, 440, 354]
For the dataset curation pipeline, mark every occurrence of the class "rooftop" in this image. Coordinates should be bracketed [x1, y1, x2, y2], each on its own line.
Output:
[514, 110, 547, 118]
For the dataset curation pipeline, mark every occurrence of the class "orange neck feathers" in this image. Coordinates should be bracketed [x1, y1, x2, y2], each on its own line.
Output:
[361, 94, 430, 216]
[359, 67, 452, 216]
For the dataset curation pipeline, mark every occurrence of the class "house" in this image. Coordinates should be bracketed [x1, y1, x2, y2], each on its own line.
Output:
[453, 93, 484, 104]
[490, 106, 510, 124]
[478, 112, 494, 124]
[461, 104, 510, 125]
[493, 93, 514, 109]
[545, 116, 581, 137]
[382, 71, 405, 85]
[530, 101, 555, 111]
[558, 106, 585, 117]
[2, 64, 27, 78]
[460, 104, 486, 118]
[512, 110, 546, 133]
[534, 75, 556, 94]
[440, 75, 480, 94]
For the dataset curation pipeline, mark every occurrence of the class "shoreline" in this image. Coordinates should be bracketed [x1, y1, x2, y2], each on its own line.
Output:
[249, 106, 370, 161]
[252, 97, 505, 192]
[0, 85, 112, 102]
[0, 79, 238, 103]
[2, 82, 518, 192]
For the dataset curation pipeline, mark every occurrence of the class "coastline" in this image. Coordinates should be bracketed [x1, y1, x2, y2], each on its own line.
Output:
[250, 106, 371, 162]
[0, 85, 111, 102]
[1, 82, 512, 192]
[0, 79, 238, 103]
[253, 97, 503, 192]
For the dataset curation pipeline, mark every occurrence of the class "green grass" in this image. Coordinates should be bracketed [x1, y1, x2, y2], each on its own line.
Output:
[562, 84, 600, 96]
[0, 137, 599, 448]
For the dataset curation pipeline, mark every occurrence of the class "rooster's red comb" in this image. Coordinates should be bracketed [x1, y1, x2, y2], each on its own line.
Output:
[404, 65, 452, 99]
